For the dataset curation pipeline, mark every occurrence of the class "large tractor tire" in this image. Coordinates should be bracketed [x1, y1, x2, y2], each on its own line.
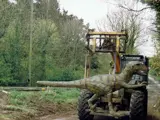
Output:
[129, 89, 148, 120]
[78, 90, 94, 120]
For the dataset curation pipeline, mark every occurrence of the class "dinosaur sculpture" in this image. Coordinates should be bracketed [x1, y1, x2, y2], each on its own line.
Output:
[37, 61, 148, 117]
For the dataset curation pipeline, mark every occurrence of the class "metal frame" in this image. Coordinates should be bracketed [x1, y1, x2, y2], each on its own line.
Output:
[86, 31, 127, 53]
[84, 30, 128, 76]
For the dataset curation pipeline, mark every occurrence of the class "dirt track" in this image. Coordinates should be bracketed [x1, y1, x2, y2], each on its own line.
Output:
[42, 76, 160, 120]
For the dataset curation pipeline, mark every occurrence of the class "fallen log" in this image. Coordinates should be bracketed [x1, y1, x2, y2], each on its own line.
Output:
[0, 87, 47, 91]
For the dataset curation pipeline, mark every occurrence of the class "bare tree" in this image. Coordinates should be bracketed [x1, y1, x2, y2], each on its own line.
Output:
[97, 0, 149, 54]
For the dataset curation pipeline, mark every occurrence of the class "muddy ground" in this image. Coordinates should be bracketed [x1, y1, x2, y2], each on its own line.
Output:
[0, 76, 160, 120]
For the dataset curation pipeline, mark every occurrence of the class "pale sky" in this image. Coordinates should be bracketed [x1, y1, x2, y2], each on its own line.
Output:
[59, 0, 156, 57]
[58, 0, 116, 28]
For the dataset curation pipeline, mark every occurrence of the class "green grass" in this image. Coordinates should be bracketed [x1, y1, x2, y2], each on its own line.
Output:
[39, 88, 80, 103]
[150, 69, 157, 76]
[149, 69, 160, 81]
[1, 88, 80, 120]
[9, 88, 80, 107]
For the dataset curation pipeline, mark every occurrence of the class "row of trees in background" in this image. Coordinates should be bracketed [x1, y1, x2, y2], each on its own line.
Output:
[0, 0, 152, 86]
[0, 0, 88, 86]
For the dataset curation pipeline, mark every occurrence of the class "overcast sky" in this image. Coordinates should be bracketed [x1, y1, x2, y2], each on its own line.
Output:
[59, 0, 114, 28]
[58, 0, 156, 57]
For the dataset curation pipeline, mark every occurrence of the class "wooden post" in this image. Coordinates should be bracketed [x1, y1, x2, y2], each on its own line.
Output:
[84, 53, 91, 78]
[29, 0, 34, 86]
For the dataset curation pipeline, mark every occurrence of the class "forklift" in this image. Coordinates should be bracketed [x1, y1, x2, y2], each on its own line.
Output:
[77, 29, 149, 120]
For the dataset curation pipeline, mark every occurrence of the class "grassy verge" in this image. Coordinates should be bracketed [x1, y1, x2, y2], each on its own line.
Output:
[1, 88, 80, 120]
[9, 88, 80, 105]
[149, 69, 160, 80]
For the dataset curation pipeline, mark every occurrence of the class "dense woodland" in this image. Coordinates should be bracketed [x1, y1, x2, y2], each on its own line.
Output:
[0, 0, 91, 86]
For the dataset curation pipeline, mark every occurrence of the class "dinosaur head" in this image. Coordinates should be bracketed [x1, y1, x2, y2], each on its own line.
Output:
[127, 61, 148, 75]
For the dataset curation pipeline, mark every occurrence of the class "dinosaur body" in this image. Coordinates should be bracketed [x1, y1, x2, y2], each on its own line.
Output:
[37, 61, 148, 117]
[37, 61, 147, 95]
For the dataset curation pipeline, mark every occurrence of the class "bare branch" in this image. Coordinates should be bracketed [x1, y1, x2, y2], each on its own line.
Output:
[118, 4, 151, 12]
[150, 29, 160, 34]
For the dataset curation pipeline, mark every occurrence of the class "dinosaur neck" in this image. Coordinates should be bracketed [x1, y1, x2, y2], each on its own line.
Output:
[118, 67, 134, 83]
